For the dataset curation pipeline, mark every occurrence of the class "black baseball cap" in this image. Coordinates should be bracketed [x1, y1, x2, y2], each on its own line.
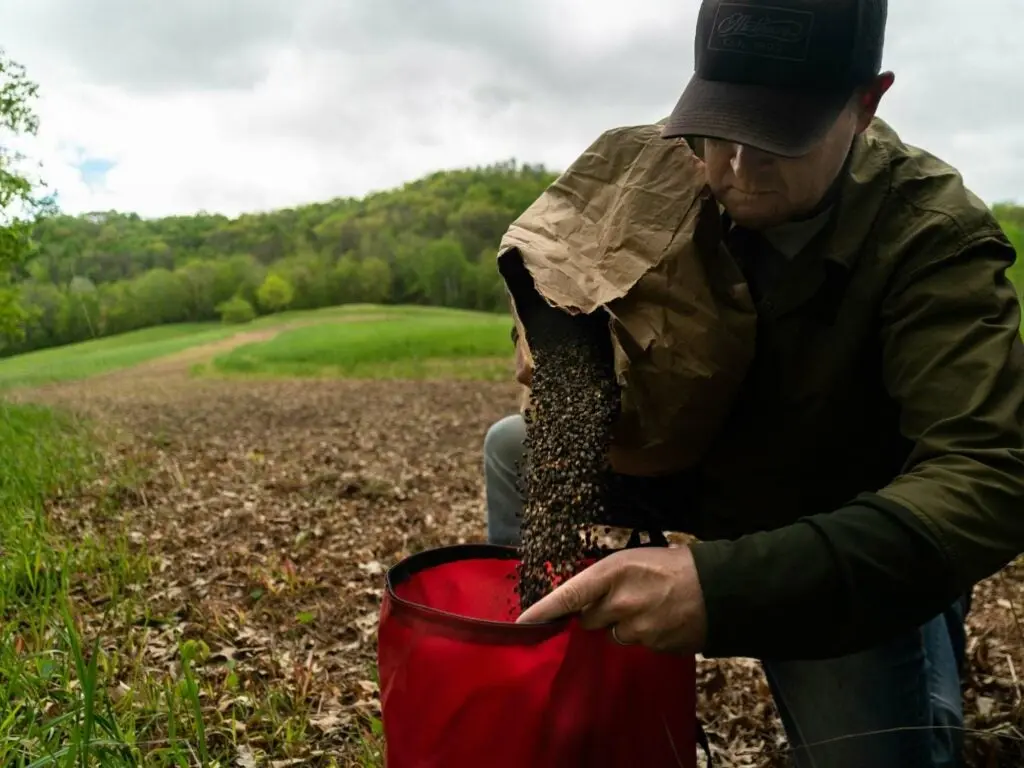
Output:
[662, 0, 888, 157]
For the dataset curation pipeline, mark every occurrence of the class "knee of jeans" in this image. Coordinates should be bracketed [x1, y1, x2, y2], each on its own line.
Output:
[483, 414, 525, 471]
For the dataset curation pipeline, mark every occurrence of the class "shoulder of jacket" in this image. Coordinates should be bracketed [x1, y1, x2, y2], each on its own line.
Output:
[864, 119, 1007, 249]
[584, 122, 698, 153]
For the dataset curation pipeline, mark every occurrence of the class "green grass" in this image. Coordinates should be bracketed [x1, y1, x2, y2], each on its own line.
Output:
[0, 305, 510, 391]
[209, 310, 514, 382]
[0, 402, 150, 766]
[0, 324, 240, 391]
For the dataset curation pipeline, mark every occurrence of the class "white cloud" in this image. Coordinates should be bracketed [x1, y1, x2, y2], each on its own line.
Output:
[2, 0, 1022, 218]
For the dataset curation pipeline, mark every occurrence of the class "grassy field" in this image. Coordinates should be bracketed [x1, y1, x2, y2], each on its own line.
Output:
[0, 324, 240, 390]
[208, 309, 513, 381]
[0, 305, 511, 391]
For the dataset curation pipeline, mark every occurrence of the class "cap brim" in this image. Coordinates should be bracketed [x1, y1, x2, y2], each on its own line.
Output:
[661, 75, 852, 158]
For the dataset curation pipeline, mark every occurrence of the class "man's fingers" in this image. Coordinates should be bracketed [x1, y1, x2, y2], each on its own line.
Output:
[578, 591, 627, 631]
[515, 564, 611, 624]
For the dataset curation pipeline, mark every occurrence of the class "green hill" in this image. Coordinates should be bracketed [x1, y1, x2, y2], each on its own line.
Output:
[5, 161, 555, 357]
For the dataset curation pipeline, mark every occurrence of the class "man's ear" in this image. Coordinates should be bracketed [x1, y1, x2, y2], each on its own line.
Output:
[856, 72, 895, 131]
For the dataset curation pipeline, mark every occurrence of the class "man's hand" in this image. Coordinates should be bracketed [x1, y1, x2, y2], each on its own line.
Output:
[516, 545, 709, 654]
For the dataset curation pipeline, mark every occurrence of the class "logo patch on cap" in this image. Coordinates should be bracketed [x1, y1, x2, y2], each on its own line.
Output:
[708, 3, 814, 62]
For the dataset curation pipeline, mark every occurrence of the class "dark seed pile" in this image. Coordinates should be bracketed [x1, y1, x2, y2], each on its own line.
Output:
[516, 311, 620, 611]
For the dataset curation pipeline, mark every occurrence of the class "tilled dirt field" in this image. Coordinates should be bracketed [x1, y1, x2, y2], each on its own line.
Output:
[19, 367, 1024, 767]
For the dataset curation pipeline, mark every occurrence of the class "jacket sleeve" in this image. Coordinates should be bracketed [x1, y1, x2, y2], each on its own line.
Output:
[689, 233, 1024, 661]
[875, 231, 1024, 587]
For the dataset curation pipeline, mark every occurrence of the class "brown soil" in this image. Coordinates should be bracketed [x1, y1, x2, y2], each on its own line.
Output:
[19, 366, 1024, 767]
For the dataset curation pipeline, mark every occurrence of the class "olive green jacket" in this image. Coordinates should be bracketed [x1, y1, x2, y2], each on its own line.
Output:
[687, 118, 1024, 659]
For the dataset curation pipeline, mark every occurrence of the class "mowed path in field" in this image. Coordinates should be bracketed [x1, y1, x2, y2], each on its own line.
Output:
[16, 335, 1024, 767]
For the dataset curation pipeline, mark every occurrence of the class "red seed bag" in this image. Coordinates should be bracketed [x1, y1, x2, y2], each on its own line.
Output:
[377, 544, 707, 768]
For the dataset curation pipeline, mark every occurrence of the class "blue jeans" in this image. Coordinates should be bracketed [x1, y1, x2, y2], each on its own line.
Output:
[484, 414, 967, 768]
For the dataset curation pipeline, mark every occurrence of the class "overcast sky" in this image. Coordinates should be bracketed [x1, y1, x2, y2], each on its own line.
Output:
[3, 0, 1022, 219]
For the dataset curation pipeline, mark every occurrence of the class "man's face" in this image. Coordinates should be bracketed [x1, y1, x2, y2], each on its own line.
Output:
[702, 103, 862, 230]
[691, 73, 894, 229]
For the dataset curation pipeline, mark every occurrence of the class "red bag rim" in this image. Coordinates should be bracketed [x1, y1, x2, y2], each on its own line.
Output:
[385, 544, 572, 643]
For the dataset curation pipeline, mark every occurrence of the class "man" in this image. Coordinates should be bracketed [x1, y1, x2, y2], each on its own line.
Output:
[484, 0, 1024, 766]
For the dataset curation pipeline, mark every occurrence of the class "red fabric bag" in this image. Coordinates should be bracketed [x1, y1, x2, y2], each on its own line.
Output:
[377, 542, 706, 768]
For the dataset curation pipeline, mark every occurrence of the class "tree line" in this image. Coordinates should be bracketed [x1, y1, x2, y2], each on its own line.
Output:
[2, 161, 558, 356]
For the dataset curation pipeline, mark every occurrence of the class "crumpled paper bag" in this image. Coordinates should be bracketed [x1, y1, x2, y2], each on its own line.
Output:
[498, 123, 757, 477]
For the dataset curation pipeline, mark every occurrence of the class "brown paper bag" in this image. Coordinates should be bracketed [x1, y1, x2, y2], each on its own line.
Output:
[498, 124, 757, 477]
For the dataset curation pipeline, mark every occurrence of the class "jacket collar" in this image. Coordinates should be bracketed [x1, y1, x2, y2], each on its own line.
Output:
[665, 116, 900, 319]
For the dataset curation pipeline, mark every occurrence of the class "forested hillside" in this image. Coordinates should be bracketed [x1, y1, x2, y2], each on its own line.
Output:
[3, 162, 1023, 358]
[2, 161, 556, 356]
